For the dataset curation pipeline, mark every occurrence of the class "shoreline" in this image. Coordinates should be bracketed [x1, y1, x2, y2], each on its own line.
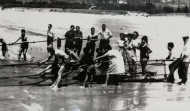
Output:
[2, 7, 190, 17]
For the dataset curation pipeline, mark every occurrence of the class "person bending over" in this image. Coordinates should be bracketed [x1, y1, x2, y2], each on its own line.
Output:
[39, 45, 79, 91]
[83, 45, 125, 87]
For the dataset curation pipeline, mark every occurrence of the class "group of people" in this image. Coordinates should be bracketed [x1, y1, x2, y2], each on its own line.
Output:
[117, 32, 152, 76]
[0, 23, 190, 91]
[39, 24, 125, 90]
[167, 36, 190, 85]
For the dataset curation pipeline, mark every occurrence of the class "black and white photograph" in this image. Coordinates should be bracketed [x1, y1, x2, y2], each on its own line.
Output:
[0, 0, 190, 111]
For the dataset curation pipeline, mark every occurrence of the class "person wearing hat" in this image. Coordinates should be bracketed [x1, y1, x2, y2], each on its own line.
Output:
[178, 36, 190, 85]
[167, 36, 190, 84]
[39, 45, 79, 91]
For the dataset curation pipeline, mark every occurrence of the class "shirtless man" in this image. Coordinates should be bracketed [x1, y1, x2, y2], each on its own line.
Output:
[47, 24, 54, 47]
[39, 45, 79, 91]
[12, 29, 28, 61]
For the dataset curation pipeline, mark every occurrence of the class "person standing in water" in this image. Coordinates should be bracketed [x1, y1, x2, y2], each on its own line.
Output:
[97, 24, 113, 51]
[167, 36, 190, 84]
[39, 45, 79, 91]
[117, 33, 126, 64]
[47, 24, 54, 48]
[65, 25, 75, 54]
[86, 27, 98, 57]
[12, 29, 28, 61]
[166, 42, 174, 59]
[138, 36, 152, 76]
[0, 38, 8, 57]
[75, 26, 83, 56]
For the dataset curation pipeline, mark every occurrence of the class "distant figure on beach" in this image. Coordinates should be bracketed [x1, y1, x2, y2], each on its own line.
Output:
[47, 24, 54, 50]
[65, 25, 75, 54]
[39, 45, 79, 91]
[75, 26, 83, 56]
[97, 24, 112, 51]
[138, 36, 152, 76]
[0, 38, 8, 57]
[86, 27, 98, 57]
[12, 29, 28, 61]
[167, 36, 190, 85]
[166, 42, 174, 59]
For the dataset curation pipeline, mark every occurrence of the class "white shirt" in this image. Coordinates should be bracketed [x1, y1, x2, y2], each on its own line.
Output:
[106, 50, 125, 74]
[117, 39, 124, 47]
[97, 29, 112, 39]
[132, 39, 141, 47]
[181, 42, 190, 62]
[87, 33, 97, 39]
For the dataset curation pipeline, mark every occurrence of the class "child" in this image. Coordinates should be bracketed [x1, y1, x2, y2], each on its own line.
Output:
[139, 36, 152, 76]
[166, 42, 174, 59]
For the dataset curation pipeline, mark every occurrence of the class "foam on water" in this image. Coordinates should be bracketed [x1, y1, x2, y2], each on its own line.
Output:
[21, 103, 43, 111]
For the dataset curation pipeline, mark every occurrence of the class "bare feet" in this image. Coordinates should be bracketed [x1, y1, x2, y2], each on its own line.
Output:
[51, 86, 58, 91]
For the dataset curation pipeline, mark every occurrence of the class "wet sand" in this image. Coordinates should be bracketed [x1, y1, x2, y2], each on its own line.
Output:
[0, 82, 190, 111]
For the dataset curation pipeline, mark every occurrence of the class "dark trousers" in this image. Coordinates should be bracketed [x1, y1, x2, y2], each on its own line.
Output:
[140, 58, 148, 76]
[178, 62, 189, 83]
[75, 39, 83, 56]
[65, 40, 74, 53]
[86, 42, 96, 57]
[168, 58, 181, 80]
[99, 39, 110, 50]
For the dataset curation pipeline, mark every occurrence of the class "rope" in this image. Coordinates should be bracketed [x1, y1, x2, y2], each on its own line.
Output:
[0, 61, 78, 67]
[0, 38, 102, 46]
[132, 59, 175, 63]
